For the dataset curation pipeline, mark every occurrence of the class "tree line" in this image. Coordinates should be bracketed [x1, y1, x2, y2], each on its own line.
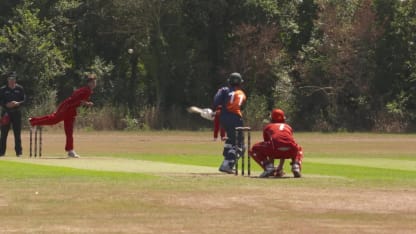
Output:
[0, 0, 415, 132]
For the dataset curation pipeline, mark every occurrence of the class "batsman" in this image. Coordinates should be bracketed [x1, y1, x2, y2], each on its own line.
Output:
[29, 73, 97, 158]
[213, 72, 247, 174]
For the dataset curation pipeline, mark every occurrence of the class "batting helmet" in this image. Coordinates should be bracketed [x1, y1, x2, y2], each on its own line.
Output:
[227, 72, 243, 86]
[271, 109, 285, 123]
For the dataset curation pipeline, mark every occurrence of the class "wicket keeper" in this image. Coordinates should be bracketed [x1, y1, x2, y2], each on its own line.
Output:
[29, 73, 97, 158]
[249, 109, 304, 178]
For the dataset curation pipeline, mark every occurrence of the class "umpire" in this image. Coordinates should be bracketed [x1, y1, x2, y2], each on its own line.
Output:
[0, 72, 26, 157]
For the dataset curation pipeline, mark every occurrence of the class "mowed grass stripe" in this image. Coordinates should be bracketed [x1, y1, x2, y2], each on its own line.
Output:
[94, 153, 222, 167]
[2, 157, 219, 175]
[0, 160, 155, 180]
[3, 156, 416, 186]
[307, 157, 416, 171]
[305, 162, 416, 182]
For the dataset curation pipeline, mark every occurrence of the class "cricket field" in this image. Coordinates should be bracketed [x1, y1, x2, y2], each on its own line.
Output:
[0, 131, 415, 233]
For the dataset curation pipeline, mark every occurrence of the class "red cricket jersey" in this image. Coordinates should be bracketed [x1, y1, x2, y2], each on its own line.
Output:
[263, 123, 296, 147]
[58, 86, 92, 112]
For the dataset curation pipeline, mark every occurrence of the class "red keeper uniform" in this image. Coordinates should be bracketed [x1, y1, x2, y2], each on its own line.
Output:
[213, 106, 226, 140]
[30, 86, 93, 151]
[250, 122, 303, 170]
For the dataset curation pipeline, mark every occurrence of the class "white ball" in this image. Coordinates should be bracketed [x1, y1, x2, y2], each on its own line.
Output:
[128, 48, 134, 54]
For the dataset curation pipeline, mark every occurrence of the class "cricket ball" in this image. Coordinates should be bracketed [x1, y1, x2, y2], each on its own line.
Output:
[128, 48, 134, 54]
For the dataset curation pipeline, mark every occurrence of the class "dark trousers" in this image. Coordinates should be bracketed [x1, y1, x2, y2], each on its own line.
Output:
[0, 111, 22, 155]
[220, 114, 243, 160]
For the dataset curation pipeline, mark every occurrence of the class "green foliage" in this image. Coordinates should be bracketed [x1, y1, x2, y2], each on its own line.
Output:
[244, 94, 269, 129]
[0, 0, 415, 131]
[88, 57, 114, 79]
[0, 0, 68, 102]
[386, 91, 409, 117]
[24, 89, 57, 120]
[87, 56, 114, 106]
[121, 112, 141, 131]
[245, 0, 281, 17]
[372, 0, 416, 130]
[272, 67, 295, 115]
[76, 105, 133, 130]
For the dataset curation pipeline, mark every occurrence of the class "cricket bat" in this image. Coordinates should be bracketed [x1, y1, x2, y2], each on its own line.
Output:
[187, 106, 215, 121]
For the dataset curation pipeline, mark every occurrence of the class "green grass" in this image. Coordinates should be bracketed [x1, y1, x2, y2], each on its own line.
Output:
[1, 131, 415, 233]
[92, 152, 416, 186]
[2, 153, 415, 188]
[0, 160, 155, 181]
[304, 162, 416, 185]
[106, 153, 220, 167]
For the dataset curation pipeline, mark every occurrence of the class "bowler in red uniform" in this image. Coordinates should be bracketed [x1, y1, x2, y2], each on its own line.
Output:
[29, 74, 97, 158]
[250, 109, 304, 178]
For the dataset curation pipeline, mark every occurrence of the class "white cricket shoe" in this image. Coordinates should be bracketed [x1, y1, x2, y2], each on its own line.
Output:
[259, 169, 275, 178]
[259, 163, 275, 178]
[67, 150, 80, 158]
[291, 162, 301, 178]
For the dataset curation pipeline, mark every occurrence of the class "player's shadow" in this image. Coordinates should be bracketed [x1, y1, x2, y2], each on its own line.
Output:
[29, 156, 77, 159]
[188, 173, 298, 179]
[189, 173, 232, 177]
[250, 176, 294, 179]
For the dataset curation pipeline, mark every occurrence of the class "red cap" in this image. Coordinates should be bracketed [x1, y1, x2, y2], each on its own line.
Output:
[271, 109, 285, 123]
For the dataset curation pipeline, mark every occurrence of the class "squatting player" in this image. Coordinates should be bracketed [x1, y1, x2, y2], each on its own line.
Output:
[249, 109, 304, 178]
[213, 72, 247, 174]
[29, 73, 97, 158]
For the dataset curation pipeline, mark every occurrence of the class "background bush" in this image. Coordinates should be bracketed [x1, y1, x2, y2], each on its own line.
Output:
[3, 0, 416, 132]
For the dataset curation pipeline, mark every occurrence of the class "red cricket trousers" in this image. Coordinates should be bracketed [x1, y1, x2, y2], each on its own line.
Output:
[30, 107, 76, 151]
[250, 141, 303, 170]
[213, 113, 225, 139]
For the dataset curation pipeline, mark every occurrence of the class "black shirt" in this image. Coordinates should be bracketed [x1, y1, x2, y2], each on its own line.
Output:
[0, 84, 26, 112]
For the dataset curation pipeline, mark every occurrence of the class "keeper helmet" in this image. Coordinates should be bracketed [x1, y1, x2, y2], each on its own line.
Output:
[227, 72, 243, 86]
[271, 109, 285, 123]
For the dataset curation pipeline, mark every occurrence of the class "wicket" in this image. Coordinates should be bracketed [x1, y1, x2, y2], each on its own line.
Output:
[30, 126, 42, 157]
[235, 126, 251, 176]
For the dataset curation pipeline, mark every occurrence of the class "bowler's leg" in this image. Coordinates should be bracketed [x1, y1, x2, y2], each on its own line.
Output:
[64, 116, 75, 152]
